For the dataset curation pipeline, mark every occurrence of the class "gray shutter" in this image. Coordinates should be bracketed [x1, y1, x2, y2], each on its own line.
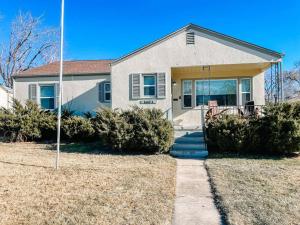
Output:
[55, 83, 60, 108]
[28, 84, 37, 102]
[157, 73, 166, 99]
[98, 82, 105, 102]
[131, 74, 140, 99]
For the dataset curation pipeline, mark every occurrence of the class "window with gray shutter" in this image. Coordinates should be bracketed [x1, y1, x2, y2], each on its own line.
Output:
[98, 81, 111, 103]
[28, 84, 37, 102]
[157, 73, 166, 99]
[131, 74, 140, 99]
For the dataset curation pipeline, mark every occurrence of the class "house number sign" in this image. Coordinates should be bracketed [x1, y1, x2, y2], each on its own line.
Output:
[139, 100, 157, 104]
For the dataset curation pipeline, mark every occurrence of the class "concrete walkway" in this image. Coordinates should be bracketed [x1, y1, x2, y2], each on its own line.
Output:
[172, 159, 222, 225]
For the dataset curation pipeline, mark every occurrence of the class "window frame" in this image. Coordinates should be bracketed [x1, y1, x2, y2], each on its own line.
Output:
[182, 80, 193, 109]
[240, 78, 252, 106]
[104, 82, 111, 102]
[39, 84, 55, 110]
[142, 74, 156, 98]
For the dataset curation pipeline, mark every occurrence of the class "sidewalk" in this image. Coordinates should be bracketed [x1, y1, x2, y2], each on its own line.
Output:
[172, 158, 222, 225]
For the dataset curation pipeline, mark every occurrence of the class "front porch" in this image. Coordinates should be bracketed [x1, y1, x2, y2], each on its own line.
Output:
[170, 62, 281, 129]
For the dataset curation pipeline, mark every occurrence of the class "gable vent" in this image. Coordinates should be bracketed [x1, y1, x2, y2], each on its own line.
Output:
[186, 32, 195, 45]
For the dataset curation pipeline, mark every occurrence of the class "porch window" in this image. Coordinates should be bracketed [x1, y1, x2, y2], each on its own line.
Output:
[40, 85, 55, 110]
[143, 75, 156, 97]
[195, 79, 237, 106]
[183, 80, 192, 108]
[241, 78, 251, 105]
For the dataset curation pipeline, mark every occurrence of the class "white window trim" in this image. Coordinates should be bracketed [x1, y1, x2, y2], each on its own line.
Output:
[39, 84, 55, 110]
[182, 80, 193, 109]
[142, 74, 156, 98]
[240, 78, 252, 105]
[104, 82, 111, 102]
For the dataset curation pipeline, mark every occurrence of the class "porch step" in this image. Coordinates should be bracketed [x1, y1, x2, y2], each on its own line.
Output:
[172, 143, 206, 151]
[170, 150, 208, 158]
[174, 130, 204, 138]
[170, 129, 207, 159]
[174, 136, 205, 144]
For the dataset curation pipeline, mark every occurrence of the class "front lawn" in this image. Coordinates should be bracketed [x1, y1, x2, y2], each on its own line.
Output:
[206, 154, 300, 225]
[0, 142, 176, 225]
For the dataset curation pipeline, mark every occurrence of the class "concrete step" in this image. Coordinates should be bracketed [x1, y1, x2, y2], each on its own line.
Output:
[170, 150, 208, 158]
[173, 143, 206, 151]
[174, 136, 205, 144]
[174, 130, 204, 138]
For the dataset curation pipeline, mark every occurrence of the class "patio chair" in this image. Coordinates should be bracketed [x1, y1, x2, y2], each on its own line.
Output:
[205, 100, 229, 122]
[237, 101, 260, 118]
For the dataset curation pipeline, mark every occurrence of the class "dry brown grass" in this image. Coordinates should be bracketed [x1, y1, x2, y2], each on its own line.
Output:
[206, 154, 300, 225]
[0, 142, 176, 225]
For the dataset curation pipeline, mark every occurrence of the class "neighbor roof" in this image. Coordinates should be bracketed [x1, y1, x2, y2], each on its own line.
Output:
[112, 23, 284, 65]
[14, 60, 113, 77]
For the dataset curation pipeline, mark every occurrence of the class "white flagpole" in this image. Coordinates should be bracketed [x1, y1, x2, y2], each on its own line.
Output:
[56, 0, 65, 170]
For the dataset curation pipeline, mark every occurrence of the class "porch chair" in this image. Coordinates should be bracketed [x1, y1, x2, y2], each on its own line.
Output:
[205, 100, 229, 122]
[237, 101, 259, 118]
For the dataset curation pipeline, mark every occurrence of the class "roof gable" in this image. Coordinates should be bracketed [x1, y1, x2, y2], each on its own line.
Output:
[112, 23, 283, 65]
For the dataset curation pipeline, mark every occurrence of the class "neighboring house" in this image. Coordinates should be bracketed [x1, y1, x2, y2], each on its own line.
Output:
[13, 23, 283, 128]
[0, 85, 13, 109]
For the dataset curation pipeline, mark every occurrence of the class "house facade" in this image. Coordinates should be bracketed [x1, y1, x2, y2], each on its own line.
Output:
[13, 24, 283, 128]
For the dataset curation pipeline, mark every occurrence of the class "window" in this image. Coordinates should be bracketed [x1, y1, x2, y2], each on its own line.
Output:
[195, 79, 237, 106]
[183, 80, 192, 108]
[143, 75, 156, 97]
[241, 78, 251, 105]
[40, 85, 55, 110]
[104, 82, 111, 102]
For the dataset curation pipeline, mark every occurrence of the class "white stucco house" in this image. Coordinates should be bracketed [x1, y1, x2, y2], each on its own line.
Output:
[0, 85, 13, 109]
[13, 23, 283, 128]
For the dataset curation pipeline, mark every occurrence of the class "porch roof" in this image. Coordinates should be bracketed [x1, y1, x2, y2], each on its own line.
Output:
[171, 62, 272, 78]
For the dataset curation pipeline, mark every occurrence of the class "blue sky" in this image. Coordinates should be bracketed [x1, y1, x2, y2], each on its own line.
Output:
[1, 0, 299, 69]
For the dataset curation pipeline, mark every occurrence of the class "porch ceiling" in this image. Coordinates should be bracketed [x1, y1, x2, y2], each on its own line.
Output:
[171, 62, 271, 79]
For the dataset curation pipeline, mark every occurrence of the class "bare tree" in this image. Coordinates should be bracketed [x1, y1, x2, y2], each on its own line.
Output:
[264, 70, 272, 102]
[0, 12, 59, 87]
[283, 61, 300, 99]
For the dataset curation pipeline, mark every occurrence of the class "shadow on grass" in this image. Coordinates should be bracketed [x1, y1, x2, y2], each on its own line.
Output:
[207, 151, 299, 160]
[0, 160, 53, 169]
[44, 141, 165, 156]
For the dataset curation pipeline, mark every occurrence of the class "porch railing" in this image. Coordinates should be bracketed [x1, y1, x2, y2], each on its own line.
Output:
[200, 104, 265, 125]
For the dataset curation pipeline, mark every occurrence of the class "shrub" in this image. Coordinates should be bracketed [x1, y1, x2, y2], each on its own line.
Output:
[94, 108, 130, 150]
[62, 116, 95, 141]
[247, 109, 300, 154]
[206, 115, 248, 152]
[0, 100, 56, 141]
[264, 102, 300, 119]
[38, 110, 57, 140]
[206, 103, 300, 155]
[94, 107, 174, 153]
[61, 107, 75, 119]
[122, 106, 174, 153]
